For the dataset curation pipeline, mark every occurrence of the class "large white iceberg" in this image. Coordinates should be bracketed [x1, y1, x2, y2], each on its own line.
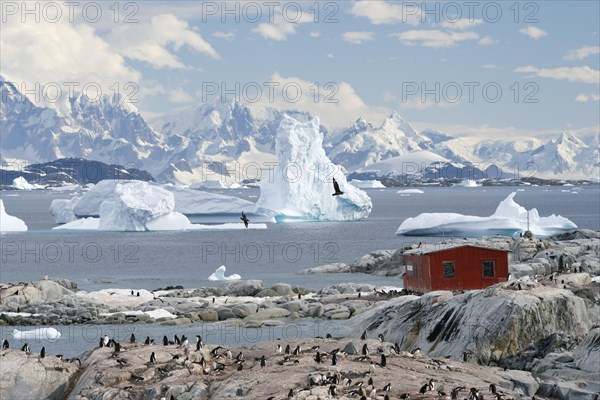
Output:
[349, 179, 385, 189]
[208, 265, 241, 281]
[49, 196, 81, 223]
[12, 176, 40, 190]
[256, 115, 372, 221]
[396, 192, 577, 237]
[0, 200, 27, 232]
[72, 180, 257, 217]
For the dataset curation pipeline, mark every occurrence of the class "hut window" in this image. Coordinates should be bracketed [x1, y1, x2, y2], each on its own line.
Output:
[482, 260, 495, 277]
[406, 262, 414, 277]
[443, 261, 455, 278]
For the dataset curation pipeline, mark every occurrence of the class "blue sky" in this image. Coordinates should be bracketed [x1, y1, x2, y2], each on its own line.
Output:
[1, 0, 598, 137]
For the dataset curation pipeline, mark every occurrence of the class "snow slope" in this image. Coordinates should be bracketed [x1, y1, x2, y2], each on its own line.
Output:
[0, 199, 27, 232]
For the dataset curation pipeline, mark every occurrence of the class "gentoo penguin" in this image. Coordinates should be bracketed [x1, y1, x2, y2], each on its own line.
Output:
[102, 335, 109, 347]
[144, 336, 151, 345]
[362, 343, 369, 355]
[180, 337, 188, 348]
[260, 355, 266, 367]
[240, 212, 250, 228]
[315, 351, 322, 363]
[285, 344, 291, 354]
[379, 353, 387, 367]
[292, 345, 300, 355]
[360, 331, 367, 340]
[2, 339, 9, 349]
[489, 384, 497, 394]
[368, 376, 373, 386]
[287, 389, 294, 398]
[276, 344, 283, 353]
[21, 343, 30, 352]
[237, 363, 243, 371]
[470, 387, 483, 400]
[130, 334, 136, 343]
[332, 352, 337, 366]
[328, 384, 337, 396]
[451, 386, 466, 399]
[419, 378, 434, 394]
[236, 351, 244, 362]
[40, 347, 46, 358]
[383, 383, 391, 392]
[163, 335, 169, 346]
[196, 335, 203, 350]
[399, 393, 411, 399]
[114, 342, 121, 353]
[174, 335, 180, 345]
[378, 333, 385, 342]
[332, 178, 344, 196]
[150, 352, 156, 363]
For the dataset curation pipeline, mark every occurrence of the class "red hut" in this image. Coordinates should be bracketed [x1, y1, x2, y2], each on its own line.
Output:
[403, 243, 510, 292]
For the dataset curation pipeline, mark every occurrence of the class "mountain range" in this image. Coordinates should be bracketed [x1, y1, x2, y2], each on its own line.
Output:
[1, 77, 598, 184]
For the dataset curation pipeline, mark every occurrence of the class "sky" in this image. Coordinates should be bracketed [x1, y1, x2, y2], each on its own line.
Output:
[1, 0, 599, 139]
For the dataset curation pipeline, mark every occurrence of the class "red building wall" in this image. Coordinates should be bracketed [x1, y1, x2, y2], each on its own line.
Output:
[404, 246, 509, 292]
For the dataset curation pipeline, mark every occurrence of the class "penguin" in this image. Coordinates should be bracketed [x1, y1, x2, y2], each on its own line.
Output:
[2, 339, 9, 349]
[420, 379, 434, 394]
[379, 353, 387, 368]
[315, 351, 322, 363]
[293, 345, 301, 355]
[40, 346, 46, 358]
[236, 351, 244, 362]
[163, 335, 169, 346]
[287, 389, 294, 398]
[383, 383, 391, 392]
[360, 330, 367, 340]
[285, 344, 291, 354]
[102, 335, 109, 347]
[276, 344, 283, 353]
[332, 352, 337, 366]
[196, 335, 204, 350]
[21, 343, 30, 352]
[489, 384, 497, 394]
[130, 333, 136, 343]
[174, 335, 180, 345]
[368, 377, 374, 386]
[144, 336, 151, 345]
[237, 363, 243, 371]
[362, 343, 369, 355]
[378, 333, 385, 342]
[150, 352, 156, 363]
[328, 384, 337, 396]
[114, 342, 121, 353]
[260, 355, 266, 367]
[180, 337, 188, 348]
[136, 292, 140, 297]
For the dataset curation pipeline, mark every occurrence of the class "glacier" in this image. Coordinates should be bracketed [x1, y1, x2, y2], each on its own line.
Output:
[396, 192, 577, 237]
[256, 115, 372, 222]
[0, 200, 27, 232]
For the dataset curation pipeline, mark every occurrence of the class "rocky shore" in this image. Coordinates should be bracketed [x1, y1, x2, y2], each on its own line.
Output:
[1, 229, 598, 399]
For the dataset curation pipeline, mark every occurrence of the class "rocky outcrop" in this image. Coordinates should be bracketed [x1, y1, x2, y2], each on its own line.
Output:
[0, 280, 76, 305]
[0, 349, 80, 400]
[299, 249, 404, 276]
[348, 280, 592, 366]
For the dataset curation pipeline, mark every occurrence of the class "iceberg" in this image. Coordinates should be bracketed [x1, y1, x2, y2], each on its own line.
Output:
[0, 200, 27, 232]
[396, 189, 424, 194]
[208, 265, 241, 281]
[396, 192, 577, 237]
[454, 179, 481, 187]
[349, 179, 385, 189]
[55, 216, 267, 231]
[12, 176, 38, 190]
[72, 180, 257, 217]
[49, 196, 81, 223]
[12, 327, 61, 340]
[256, 115, 372, 221]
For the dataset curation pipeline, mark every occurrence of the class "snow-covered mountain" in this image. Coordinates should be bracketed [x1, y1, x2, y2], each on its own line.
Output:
[327, 112, 433, 172]
[1, 77, 597, 183]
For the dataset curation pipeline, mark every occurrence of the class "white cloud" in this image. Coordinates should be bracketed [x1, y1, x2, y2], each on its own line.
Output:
[0, 18, 140, 109]
[478, 36, 497, 45]
[514, 66, 599, 85]
[107, 14, 220, 69]
[519, 26, 548, 40]
[483, 64, 496, 69]
[439, 19, 483, 30]
[342, 31, 375, 44]
[213, 31, 236, 41]
[251, 72, 389, 128]
[392, 30, 479, 48]
[326, 53, 335, 59]
[564, 45, 600, 61]
[349, 0, 422, 25]
[252, 7, 313, 41]
[575, 93, 600, 102]
[310, 31, 321, 38]
[400, 97, 461, 110]
[169, 88, 194, 103]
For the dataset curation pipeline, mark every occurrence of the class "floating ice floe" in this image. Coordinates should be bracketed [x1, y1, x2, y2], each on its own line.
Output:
[0, 200, 27, 232]
[208, 265, 241, 281]
[256, 115, 372, 222]
[396, 189, 424, 194]
[13, 327, 61, 340]
[396, 192, 577, 237]
[99, 309, 177, 320]
[349, 179, 385, 189]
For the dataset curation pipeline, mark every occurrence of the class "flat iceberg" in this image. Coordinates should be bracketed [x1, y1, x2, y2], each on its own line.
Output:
[396, 192, 577, 237]
[73, 180, 257, 217]
[0, 200, 27, 232]
[349, 179, 385, 189]
[55, 217, 266, 231]
[454, 179, 481, 187]
[397, 189, 424, 194]
[13, 327, 61, 340]
[256, 115, 372, 221]
[208, 265, 241, 281]
[49, 196, 81, 223]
